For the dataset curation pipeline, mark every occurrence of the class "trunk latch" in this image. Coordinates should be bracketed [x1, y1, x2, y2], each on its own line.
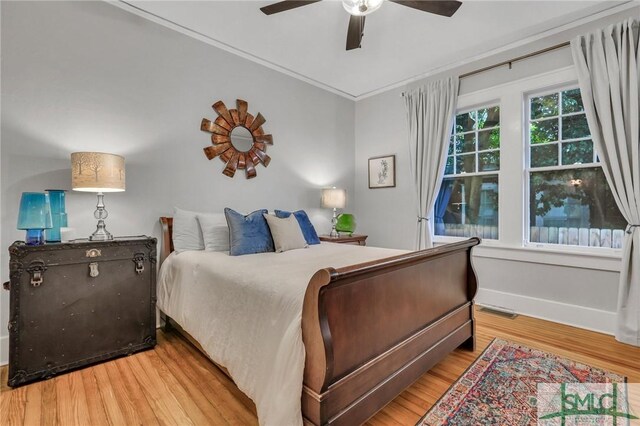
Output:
[89, 262, 99, 278]
[26, 260, 47, 287]
[133, 254, 145, 274]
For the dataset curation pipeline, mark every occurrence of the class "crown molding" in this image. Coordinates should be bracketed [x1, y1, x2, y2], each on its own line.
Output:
[107, 1, 638, 102]
[107, 1, 358, 101]
[355, 1, 638, 101]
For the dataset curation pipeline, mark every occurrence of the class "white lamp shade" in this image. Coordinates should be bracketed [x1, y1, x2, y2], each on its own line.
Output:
[321, 188, 346, 209]
[71, 152, 125, 192]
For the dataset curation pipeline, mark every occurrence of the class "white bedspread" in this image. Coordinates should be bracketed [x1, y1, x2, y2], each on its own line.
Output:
[157, 242, 406, 426]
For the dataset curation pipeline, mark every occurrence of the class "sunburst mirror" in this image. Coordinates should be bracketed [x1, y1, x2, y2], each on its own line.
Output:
[200, 99, 274, 179]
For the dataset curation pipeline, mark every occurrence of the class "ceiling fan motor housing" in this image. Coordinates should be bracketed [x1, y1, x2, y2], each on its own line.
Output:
[342, 0, 384, 16]
[261, 0, 463, 51]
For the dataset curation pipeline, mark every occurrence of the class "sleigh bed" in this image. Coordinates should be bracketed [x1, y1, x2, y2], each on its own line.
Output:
[157, 216, 480, 425]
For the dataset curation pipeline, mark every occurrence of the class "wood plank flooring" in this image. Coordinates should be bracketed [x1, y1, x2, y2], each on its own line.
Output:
[1, 310, 638, 425]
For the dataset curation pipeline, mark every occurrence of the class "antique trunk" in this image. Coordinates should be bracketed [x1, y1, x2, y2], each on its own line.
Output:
[5, 236, 157, 387]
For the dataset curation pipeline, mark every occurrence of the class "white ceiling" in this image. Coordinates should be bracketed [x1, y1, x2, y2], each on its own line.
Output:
[124, 1, 629, 98]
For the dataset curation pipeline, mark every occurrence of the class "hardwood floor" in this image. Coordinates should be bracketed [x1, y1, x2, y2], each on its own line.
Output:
[1, 310, 639, 426]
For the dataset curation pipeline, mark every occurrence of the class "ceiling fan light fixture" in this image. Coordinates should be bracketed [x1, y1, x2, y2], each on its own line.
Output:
[342, 0, 384, 16]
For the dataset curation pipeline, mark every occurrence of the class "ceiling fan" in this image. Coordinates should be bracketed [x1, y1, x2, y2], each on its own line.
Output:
[260, 0, 462, 51]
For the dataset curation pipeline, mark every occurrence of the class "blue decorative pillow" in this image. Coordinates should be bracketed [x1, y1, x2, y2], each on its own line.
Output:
[224, 208, 275, 256]
[274, 210, 320, 245]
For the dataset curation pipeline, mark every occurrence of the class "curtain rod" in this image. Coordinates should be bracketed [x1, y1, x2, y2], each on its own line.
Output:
[401, 41, 571, 97]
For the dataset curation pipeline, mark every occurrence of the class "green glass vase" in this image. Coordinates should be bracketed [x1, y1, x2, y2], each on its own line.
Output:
[336, 213, 356, 235]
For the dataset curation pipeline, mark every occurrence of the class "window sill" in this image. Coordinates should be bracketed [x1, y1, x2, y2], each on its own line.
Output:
[433, 236, 622, 272]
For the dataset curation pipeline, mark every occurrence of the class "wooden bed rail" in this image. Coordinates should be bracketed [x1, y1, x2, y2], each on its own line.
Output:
[331, 238, 479, 284]
[301, 238, 480, 425]
[159, 217, 174, 264]
[159, 216, 480, 426]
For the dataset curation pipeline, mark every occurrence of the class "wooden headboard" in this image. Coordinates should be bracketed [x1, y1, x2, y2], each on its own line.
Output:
[159, 217, 174, 264]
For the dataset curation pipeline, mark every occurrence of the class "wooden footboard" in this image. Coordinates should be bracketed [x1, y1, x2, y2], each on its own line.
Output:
[158, 217, 479, 426]
[301, 238, 480, 425]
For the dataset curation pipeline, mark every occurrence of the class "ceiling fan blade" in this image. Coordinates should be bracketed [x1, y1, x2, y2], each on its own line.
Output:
[346, 15, 365, 51]
[389, 1, 462, 17]
[260, 0, 322, 15]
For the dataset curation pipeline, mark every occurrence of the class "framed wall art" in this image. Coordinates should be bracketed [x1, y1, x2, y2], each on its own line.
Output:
[200, 99, 273, 179]
[368, 155, 396, 189]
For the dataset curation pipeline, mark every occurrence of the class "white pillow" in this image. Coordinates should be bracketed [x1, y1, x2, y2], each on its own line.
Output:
[172, 207, 204, 252]
[263, 214, 308, 253]
[197, 213, 229, 252]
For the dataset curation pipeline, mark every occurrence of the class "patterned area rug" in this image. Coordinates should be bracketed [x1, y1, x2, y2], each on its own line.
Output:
[418, 338, 626, 425]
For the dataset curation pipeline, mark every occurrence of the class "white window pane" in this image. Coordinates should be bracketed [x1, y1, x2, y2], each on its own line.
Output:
[530, 118, 559, 144]
[530, 93, 559, 119]
[528, 168, 626, 247]
[434, 176, 499, 239]
[479, 151, 500, 172]
[476, 106, 500, 129]
[456, 154, 476, 174]
[454, 133, 476, 153]
[478, 128, 500, 151]
[562, 113, 590, 140]
[561, 88, 584, 114]
[456, 111, 476, 133]
[445, 156, 454, 175]
[561, 140, 593, 165]
[531, 144, 558, 168]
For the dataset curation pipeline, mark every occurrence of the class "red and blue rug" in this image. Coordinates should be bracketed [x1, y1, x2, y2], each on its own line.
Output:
[418, 338, 627, 425]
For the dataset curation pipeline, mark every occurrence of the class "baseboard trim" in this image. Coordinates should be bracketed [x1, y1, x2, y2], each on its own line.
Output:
[476, 288, 616, 336]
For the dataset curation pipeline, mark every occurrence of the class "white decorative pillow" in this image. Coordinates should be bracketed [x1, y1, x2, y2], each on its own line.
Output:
[173, 208, 205, 252]
[173, 207, 204, 253]
[263, 214, 308, 253]
[197, 213, 230, 252]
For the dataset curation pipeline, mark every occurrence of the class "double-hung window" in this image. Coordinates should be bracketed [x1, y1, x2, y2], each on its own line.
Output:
[527, 87, 626, 248]
[435, 106, 500, 239]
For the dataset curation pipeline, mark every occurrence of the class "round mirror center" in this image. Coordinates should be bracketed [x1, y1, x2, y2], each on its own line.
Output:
[230, 126, 254, 152]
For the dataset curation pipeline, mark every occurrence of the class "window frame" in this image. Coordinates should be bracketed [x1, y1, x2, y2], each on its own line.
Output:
[526, 85, 597, 170]
[445, 103, 501, 178]
[432, 66, 622, 264]
[435, 103, 501, 241]
[524, 84, 623, 251]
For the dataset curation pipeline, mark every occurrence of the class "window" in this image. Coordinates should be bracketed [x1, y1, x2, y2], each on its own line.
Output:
[527, 88, 626, 248]
[435, 106, 500, 239]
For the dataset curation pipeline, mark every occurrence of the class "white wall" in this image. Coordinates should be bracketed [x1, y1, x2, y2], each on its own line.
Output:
[0, 1, 355, 364]
[353, 6, 638, 335]
[1, 1, 636, 366]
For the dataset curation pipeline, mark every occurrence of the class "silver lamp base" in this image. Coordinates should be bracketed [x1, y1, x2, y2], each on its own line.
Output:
[89, 192, 114, 241]
[89, 220, 113, 241]
[330, 207, 339, 237]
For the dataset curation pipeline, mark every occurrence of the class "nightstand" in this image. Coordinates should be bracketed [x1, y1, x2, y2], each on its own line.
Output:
[319, 234, 368, 246]
[5, 236, 157, 387]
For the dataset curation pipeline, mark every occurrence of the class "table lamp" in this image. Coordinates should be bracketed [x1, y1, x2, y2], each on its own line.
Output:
[45, 189, 67, 242]
[17, 192, 53, 245]
[321, 187, 346, 237]
[71, 152, 125, 241]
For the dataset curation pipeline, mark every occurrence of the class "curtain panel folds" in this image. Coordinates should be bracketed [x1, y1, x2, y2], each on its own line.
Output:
[571, 18, 639, 346]
[404, 77, 459, 249]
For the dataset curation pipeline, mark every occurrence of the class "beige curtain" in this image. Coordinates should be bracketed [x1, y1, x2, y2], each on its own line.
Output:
[404, 77, 459, 249]
[571, 18, 639, 346]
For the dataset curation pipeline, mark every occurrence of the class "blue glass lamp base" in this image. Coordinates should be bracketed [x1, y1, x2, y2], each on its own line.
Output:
[46, 225, 62, 243]
[25, 229, 45, 246]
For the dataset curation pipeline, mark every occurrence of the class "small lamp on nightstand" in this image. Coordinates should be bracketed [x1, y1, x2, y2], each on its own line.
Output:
[71, 152, 125, 241]
[321, 187, 346, 237]
[17, 192, 53, 245]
